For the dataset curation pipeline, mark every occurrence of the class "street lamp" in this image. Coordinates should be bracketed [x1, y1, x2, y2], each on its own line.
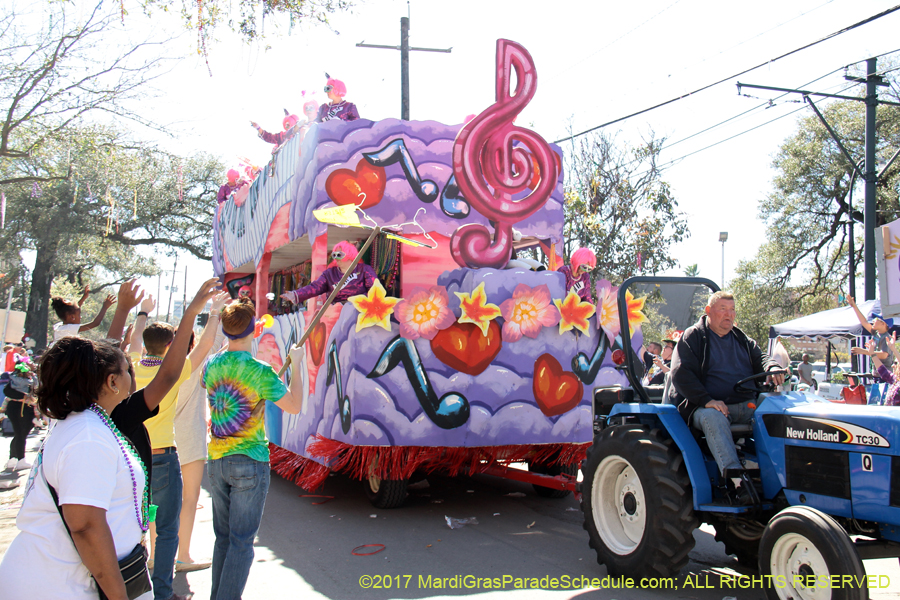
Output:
[719, 232, 728, 288]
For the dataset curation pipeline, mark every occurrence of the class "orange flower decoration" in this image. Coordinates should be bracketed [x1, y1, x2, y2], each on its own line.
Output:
[347, 280, 400, 332]
[554, 291, 596, 335]
[625, 290, 648, 332]
[454, 282, 502, 336]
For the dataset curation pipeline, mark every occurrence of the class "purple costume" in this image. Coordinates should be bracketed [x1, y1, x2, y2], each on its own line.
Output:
[287, 263, 378, 304]
[217, 181, 246, 204]
[557, 265, 592, 302]
[876, 365, 900, 406]
[316, 101, 360, 123]
[258, 126, 298, 147]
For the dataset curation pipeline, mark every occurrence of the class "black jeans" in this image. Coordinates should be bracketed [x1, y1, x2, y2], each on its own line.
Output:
[5, 401, 33, 460]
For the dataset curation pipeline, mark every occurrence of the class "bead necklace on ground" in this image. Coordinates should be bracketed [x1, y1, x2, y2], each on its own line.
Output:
[88, 403, 149, 531]
[139, 355, 163, 368]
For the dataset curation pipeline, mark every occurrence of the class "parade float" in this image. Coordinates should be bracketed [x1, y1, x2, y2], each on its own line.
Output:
[212, 39, 646, 507]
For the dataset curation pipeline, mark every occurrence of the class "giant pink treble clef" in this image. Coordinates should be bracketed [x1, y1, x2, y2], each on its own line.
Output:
[450, 39, 559, 269]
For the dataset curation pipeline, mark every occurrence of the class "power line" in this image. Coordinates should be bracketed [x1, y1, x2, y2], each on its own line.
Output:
[547, 0, 684, 83]
[554, 3, 900, 144]
[649, 80, 861, 172]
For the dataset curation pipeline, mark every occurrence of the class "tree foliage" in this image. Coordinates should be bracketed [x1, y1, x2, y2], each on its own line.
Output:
[0, 2, 172, 186]
[730, 73, 900, 341]
[136, 0, 353, 44]
[1, 124, 224, 347]
[562, 131, 690, 285]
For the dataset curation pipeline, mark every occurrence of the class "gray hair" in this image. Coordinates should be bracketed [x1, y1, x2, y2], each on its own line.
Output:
[707, 291, 734, 308]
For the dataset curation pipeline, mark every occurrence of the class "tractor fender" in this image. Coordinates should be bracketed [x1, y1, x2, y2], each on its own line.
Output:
[607, 403, 713, 508]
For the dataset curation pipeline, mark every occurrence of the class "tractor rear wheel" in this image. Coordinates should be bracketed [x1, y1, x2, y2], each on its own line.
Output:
[580, 426, 697, 579]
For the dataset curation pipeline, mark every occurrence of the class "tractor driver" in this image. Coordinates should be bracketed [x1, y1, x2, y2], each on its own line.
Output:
[668, 291, 783, 504]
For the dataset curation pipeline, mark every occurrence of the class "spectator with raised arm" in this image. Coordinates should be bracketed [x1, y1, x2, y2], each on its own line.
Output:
[51, 287, 117, 342]
[0, 278, 219, 600]
[204, 297, 304, 599]
[848, 296, 894, 371]
[860, 338, 900, 406]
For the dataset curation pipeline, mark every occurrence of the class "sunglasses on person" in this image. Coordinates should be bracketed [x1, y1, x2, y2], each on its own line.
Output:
[324, 85, 334, 93]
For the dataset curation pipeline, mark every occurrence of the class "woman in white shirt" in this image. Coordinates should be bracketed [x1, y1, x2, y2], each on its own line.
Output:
[0, 337, 149, 600]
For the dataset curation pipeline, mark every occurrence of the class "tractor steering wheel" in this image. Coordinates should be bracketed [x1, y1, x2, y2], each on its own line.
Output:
[733, 370, 788, 395]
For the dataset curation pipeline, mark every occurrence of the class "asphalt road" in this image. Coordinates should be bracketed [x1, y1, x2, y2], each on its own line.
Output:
[168, 466, 900, 600]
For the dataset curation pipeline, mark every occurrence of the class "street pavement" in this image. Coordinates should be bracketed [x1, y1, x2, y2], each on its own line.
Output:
[2, 432, 899, 600]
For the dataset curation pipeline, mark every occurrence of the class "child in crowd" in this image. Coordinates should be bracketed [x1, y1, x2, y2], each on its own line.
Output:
[2, 355, 37, 472]
[51, 286, 117, 342]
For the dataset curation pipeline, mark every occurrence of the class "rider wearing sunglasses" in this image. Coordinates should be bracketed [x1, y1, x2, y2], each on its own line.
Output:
[315, 77, 360, 123]
[557, 247, 597, 302]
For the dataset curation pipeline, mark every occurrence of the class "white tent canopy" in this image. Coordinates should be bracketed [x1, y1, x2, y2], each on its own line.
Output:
[768, 300, 880, 341]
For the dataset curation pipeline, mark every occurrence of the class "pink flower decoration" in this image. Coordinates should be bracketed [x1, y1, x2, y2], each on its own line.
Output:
[499, 283, 560, 342]
[596, 279, 620, 343]
[395, 286, 456, 340]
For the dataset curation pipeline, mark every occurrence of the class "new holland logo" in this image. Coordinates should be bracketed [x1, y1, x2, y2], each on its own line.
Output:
[762, 415, 890, 448]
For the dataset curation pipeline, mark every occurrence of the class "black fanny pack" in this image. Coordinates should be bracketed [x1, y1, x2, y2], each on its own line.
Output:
[47, 481, 152, 600]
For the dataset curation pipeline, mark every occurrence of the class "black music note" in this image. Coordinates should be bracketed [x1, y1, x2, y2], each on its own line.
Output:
[571, 334, 616, 385]
[367, 336, 470, 430]
[363, 139, 439, 204]
[326, 340, 352, 434]
[439, 175, 470, 219]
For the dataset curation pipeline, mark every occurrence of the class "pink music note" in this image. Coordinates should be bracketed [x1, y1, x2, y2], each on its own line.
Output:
[450, 39, 560, 269]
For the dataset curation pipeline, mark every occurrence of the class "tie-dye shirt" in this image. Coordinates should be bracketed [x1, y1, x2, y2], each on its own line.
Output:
[203, 350, 288, 462]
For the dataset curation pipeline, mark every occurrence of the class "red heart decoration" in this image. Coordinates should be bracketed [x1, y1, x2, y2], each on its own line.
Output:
[325, 159, 386, 209]
[308, 322, 327, 366]
[533, 354, 584, 417]
[430, 321, 502, 376]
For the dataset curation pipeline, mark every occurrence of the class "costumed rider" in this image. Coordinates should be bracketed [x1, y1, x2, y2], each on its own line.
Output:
[217, 169, 248, 204]
[316, 75, 360, 123]
[280, 241, 378, 307]
[557, 247, 596, 302]
[250, 109, 302, 177]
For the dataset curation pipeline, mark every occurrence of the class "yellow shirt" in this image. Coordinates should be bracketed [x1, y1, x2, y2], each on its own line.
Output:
[131, 353, 193, 449]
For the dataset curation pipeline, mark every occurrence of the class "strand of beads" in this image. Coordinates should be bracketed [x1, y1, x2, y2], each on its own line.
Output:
[139, 356, 164, 368]
[88, 404, 149, 532]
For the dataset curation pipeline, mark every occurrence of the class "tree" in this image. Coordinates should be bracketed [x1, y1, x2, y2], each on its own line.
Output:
[562, 131, 690, 284]
[1, 2, 172, 186]
[1, 124, 224, 347]
[684, 264, 699, 277]
[136, 0, 353, 44]
[749, 83, 900, 304]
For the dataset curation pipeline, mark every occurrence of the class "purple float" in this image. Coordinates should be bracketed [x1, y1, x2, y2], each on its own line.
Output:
[213, 39, 647, 506]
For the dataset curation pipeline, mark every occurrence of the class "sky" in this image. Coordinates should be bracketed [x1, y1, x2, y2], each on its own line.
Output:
[22, 0, 900, 315]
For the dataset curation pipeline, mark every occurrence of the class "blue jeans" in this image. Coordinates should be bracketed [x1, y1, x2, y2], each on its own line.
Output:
[151, 449, 183, 600]
[692, 399, 755, 476]
[208, 454, 271, 600]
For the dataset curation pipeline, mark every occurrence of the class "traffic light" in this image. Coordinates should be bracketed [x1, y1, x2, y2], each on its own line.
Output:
[196, 313, 209, 328]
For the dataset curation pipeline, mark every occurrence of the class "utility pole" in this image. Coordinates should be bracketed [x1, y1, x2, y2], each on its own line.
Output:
[739, 58, 900, 300]
[166, 255, 177, 323]
[357, 14, 451, 120]
[1, 286, 13, 345]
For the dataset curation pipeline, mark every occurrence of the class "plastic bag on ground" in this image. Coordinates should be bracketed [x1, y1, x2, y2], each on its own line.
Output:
[445, 516, 479, 529]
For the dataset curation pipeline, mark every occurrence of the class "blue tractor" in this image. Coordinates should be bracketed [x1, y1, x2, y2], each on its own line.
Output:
[580, 277, 900, 600]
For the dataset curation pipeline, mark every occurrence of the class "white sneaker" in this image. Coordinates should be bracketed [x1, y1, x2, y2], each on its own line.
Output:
[4, 458, 16, 471]
[14, 459, 32, 471]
